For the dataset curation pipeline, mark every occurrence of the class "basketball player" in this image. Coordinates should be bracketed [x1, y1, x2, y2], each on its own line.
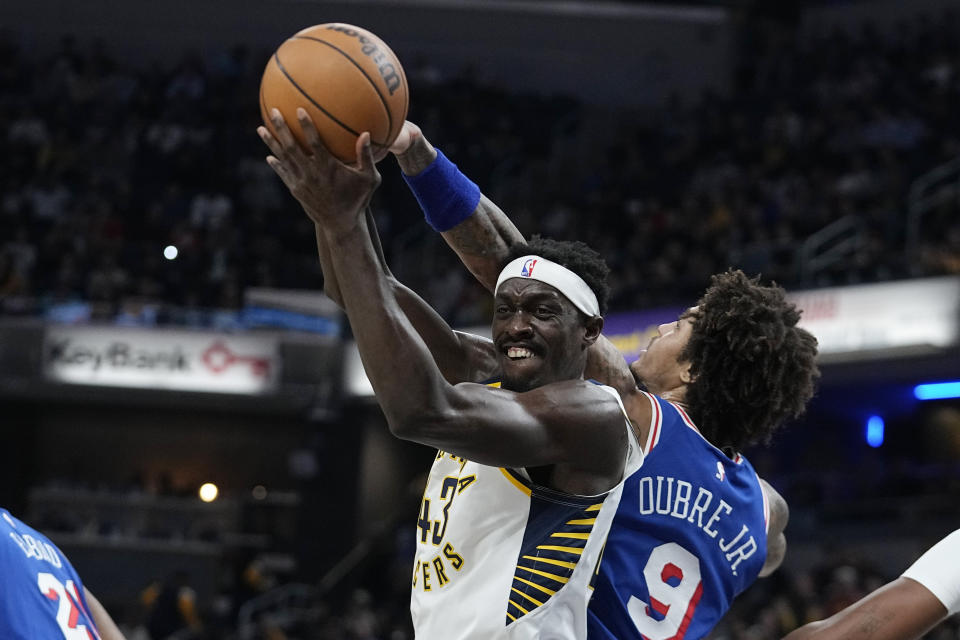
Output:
[380, 121, 819, 639]
[784, 529, 959, 640]
[260, 111, 643, 638]
[1, 507, 126, 640]
[378, 127, 960, 640]
[258, 112, 815, 639]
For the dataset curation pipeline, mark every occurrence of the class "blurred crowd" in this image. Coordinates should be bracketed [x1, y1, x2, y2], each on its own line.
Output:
[2, 10, 960, 639]
[1, 11, 959, 328]
[237, 529, 960, 640]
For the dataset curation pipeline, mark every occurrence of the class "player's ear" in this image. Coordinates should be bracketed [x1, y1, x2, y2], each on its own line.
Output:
[583, 316, 603, 346]
[679, 361, 695, 384]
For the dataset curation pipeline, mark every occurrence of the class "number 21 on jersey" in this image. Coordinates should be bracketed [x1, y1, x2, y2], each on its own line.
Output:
[627, 542, 703, 640]
[37, 572, 99, 640]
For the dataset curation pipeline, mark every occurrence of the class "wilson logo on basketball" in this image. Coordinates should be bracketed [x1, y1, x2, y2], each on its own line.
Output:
[325, 24, 402, 95]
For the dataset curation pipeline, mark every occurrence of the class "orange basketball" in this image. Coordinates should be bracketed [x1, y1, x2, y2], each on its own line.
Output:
[259, 23, 409, 163]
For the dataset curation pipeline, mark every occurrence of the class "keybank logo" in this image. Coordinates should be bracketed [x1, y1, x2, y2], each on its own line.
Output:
[47, 338, 190, 372]
[47, 339, 271, 378]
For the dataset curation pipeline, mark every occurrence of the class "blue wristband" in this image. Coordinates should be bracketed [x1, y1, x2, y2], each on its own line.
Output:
[402, 149, 481, 232]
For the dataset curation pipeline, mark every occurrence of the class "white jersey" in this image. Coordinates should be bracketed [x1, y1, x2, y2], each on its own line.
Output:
[410, 384, 643, 639]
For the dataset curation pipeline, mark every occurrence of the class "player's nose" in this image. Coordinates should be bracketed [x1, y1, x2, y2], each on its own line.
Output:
[505, 311, 535, 337]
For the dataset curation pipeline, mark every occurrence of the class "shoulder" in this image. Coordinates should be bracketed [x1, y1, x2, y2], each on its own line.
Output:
[537, 378, 626, 413]
[527, 380, 628, 450]
[759, 478, 789, 535]
[758, 478, 789, 577]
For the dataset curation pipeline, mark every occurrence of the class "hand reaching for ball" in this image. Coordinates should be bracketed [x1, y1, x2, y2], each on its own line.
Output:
[389, 121, 440, 176]
[258, 107, 381, 234]
[388, 121, 422, 156]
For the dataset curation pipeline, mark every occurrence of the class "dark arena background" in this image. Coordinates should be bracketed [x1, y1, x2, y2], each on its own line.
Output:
[0, 0, 958, 638]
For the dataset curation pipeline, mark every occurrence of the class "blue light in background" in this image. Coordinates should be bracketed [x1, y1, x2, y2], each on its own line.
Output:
[914, 381, 960, 400]
[865, 415, 885, 448]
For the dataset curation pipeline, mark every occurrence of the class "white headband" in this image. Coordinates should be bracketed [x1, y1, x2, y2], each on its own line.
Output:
[495, 255, 600, 317]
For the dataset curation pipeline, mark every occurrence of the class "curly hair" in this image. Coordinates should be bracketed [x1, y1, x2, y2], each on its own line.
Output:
[681, 270, 820, 452]
[502, 236, 611, 316]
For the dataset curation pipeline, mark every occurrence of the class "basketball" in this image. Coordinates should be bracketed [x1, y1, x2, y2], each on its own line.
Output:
[259, 23, 409, 163]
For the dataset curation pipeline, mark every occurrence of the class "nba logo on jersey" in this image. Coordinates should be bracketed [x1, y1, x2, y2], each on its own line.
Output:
[716, 461, 726, 481]
[521, 258, 537, 276]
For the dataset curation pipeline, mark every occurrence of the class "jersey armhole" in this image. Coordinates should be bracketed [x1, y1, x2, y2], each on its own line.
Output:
[639, 391, 663, 453]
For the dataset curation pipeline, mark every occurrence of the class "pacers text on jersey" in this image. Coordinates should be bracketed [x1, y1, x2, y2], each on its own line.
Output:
[412, 451, 473, 592]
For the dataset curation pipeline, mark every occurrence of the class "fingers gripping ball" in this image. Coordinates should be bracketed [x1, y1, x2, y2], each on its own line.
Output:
[260, 23, 409, 162]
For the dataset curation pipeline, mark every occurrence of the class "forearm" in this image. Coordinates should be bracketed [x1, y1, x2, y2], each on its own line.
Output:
[318, 210, 489, 383]
[783, 578, 946, 640]
[314, 224, 343, 306]
[323, 218, 450, 429]
[439, 198, 525, 292]
[397, 134, 525, 292]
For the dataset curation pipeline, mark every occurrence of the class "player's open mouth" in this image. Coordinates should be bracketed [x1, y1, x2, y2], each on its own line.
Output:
[506, 347, 535, 360]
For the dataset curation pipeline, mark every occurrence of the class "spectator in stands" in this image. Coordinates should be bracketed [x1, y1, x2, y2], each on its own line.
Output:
[142, 570, 203, 640]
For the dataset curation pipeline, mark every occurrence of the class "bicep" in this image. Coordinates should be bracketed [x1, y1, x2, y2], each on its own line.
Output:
[390, 279, 495, 384]
[409, 382, 624, 472]
[452, 331, 501, 383]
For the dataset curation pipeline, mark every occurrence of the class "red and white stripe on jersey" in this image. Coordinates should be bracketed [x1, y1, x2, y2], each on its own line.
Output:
[759, 479, 771, 533]
[640, 391, 663, 452]
[671, 401, 699, 432]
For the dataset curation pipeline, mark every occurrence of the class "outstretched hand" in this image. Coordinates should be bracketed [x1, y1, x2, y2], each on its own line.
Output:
[257, 108, 381, 233]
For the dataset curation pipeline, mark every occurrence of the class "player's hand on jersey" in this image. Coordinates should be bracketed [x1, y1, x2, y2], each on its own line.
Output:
[258, 108, 381, 232]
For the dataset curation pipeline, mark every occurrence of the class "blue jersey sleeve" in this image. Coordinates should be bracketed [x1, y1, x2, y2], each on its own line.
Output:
[0, 509, 101, 640]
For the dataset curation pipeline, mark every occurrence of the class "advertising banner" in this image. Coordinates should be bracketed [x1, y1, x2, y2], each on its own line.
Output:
[44, 327, 280, 394]
[789, 276, 960, 357]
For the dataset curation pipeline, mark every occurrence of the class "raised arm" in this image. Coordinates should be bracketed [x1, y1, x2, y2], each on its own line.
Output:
[391, 123, 523, 292]
[261, 112, 497, 385]
[260, 111, 626, 494]
[391, 123, 645, 422]
[315, 209, 497, 384]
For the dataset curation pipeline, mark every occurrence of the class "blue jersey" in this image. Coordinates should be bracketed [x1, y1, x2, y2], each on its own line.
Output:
[588, 393, 769, 640]
[0, 508, 101, 640]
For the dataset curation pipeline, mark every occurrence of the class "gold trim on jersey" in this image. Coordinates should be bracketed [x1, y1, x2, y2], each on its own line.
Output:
[505, 498, 603, 625]
[499, 468, 532, 497]
[522, 555, 577, 570]
[535, 544, 584, 555]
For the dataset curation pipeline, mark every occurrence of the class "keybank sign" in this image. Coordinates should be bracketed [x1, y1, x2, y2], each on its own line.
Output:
[44, 327, 279, 394]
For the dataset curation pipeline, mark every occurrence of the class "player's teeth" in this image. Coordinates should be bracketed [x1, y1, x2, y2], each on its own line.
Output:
[507, 347, 532, 359]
